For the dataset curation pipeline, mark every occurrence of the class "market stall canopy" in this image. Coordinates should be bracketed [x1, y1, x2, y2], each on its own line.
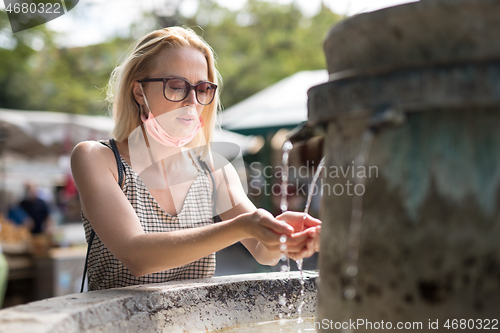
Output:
[0, 109, 260, 157]
[0, 109, 114, 157]
[220, 70, 329, 135]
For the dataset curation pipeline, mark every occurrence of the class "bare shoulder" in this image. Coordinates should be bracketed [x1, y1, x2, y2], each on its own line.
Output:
[71, 141, 116, 177]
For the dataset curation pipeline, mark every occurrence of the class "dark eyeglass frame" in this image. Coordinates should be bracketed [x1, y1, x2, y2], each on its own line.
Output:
[138, 77, 218, 106]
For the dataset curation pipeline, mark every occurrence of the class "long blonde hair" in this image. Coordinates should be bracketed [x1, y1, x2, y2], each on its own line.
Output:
[107, 27, 221, 147]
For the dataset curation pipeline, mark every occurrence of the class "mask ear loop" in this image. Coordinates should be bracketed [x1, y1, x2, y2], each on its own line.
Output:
[138, 82, 154, 152]
[139, 82, 153, 121]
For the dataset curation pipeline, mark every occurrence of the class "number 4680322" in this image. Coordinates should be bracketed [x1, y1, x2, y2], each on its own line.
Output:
[5, 2, 62, 14]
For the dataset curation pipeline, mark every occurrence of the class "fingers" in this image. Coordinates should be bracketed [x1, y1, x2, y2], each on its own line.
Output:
[288, 240, 315, 260]
[246, 209, 294, 248]
[253, 209, 294, 236]
[263, 219, 295, 236]
[302, 214, 322, 228]
[275, 212, 303, 232]
[246, 210, 320, 254]
[276, 212, 322, 232]
[283, 229, 310, 252]
[249, 209, 294, 240]
[314, 226, 321, 252]
[288, 239, 315, 260]
[286, 227, 320, 260]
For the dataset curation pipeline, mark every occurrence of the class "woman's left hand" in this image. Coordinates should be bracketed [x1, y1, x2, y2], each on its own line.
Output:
[276, 212, 321, 260]
[288, 226, 321, 261]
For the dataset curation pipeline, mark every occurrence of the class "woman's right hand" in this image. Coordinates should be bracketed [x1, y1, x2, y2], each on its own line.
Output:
[240, 209, 292, 247]
[239, 209, 311, 254]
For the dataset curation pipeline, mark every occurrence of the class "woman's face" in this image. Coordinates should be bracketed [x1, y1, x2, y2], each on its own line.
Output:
[134, 46, 208, 139]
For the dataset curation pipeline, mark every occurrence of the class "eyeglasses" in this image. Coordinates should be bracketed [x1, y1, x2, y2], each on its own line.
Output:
[138, 77, 217, 106]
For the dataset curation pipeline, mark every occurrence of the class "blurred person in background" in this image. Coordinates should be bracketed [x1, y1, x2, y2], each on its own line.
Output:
[71, 27, 321, 291]
[6, 192, 34, 230]
[19, 182, 50, 235]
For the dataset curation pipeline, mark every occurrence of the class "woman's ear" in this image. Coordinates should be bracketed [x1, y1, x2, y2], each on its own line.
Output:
[132, 81, 145, 106]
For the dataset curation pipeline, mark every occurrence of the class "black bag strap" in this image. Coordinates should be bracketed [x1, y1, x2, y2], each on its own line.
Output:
[81, 139, 124, 292]
[109, 138, 125, 187]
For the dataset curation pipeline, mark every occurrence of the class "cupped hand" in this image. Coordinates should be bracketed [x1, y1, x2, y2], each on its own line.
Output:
[242, 209, 294, 250]
[275, 211, 321, 232]
[287, 226, 321, 261]
[275, 212, 322, 260]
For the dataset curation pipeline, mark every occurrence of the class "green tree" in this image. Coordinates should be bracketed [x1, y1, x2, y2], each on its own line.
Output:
[0, 1, 342, 115]
[0, 10, 56, 110]
[1, 10, 132, 114]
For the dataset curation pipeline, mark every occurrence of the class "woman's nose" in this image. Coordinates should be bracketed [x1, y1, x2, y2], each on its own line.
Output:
[183, 88, 198, 105]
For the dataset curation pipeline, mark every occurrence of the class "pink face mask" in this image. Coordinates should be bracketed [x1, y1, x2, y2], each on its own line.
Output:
[139, 84, 203, 147]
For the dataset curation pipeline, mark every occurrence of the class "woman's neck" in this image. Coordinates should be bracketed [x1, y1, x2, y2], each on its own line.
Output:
[118, 138, 191, 171]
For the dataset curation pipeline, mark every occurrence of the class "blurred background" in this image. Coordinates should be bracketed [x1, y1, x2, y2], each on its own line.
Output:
[0, 0, 415, 308]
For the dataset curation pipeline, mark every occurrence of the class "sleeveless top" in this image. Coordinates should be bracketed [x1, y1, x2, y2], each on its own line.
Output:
[82, 140, 216, 291]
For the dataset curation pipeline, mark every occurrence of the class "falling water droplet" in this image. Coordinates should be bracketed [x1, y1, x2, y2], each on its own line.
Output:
[296, 259, 303, 270]
[297, 301, 305, 314]
[346, 265, 358, 277]
[344, 287, 356, 300]
[283, 140, 293, 151]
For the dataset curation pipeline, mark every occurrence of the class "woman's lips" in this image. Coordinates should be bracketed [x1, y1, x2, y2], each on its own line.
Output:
[176, 116, 195, 126]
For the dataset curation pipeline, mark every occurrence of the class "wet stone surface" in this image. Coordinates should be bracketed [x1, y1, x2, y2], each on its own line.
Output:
[0, 272, 318, 333]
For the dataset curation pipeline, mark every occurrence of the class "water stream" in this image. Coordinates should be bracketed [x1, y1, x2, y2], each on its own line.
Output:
[279, 140, 294, 330]
[279, 140, 326, 331]
[297, 156, 326, 324]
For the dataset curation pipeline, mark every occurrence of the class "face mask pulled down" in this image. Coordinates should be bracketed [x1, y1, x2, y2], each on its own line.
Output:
[139, 83, 203, 147]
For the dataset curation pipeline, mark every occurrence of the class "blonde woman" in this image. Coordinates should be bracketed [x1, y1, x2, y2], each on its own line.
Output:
[71, 27, 321, 291]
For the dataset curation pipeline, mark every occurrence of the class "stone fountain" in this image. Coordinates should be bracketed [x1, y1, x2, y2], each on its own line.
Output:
[305, 0, 500, 331]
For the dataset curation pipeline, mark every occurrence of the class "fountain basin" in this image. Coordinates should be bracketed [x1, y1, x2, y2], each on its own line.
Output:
[0, 271, 317, 332]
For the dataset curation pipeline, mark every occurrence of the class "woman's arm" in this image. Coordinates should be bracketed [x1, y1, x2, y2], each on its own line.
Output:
[71, 141, 294, 277]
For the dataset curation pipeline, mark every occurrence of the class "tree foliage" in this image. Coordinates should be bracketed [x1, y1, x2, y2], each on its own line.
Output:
[182, 0, 341, 108]
[0, 1, 342, 114]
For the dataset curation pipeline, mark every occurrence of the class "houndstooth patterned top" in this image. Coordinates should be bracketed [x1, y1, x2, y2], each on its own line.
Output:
[82, 140, 216, 291]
